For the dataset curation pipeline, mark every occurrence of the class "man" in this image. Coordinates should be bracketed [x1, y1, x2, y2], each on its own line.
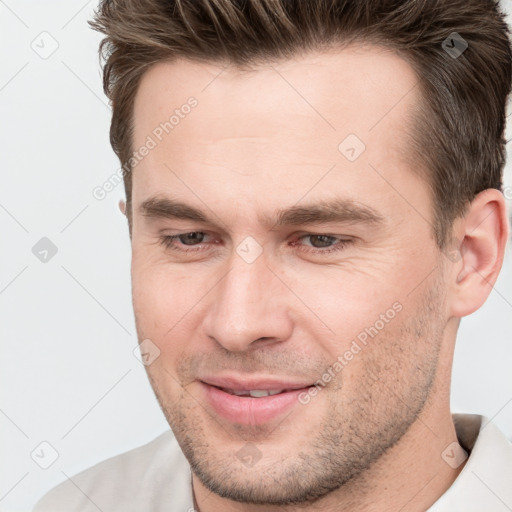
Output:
[34, 0, 512, 510]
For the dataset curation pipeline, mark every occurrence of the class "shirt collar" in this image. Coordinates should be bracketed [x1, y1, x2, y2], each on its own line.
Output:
[428, 414, 512, 511]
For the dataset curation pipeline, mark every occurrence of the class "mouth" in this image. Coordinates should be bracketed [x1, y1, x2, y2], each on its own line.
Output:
[199, 377, 315, 425]
[214, 387, 300, 397]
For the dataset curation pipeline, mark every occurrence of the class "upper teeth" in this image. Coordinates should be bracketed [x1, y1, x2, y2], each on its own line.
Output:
[224, 389, 285, 397]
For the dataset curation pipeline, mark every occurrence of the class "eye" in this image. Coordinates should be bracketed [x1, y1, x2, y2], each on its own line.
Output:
[292, 234, 353, 254]
[159, 232, 211, 252]
[157, 231, 353, 257]
[302, 234, 338, 248]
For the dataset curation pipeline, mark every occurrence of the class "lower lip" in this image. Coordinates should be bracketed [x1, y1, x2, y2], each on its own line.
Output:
[200, 382, 311, 425]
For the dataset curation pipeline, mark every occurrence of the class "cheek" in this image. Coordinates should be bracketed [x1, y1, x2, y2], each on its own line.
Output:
[131, 265, 199, 391]
[279, 265, 407, 355]
[131, 254, 202, 339]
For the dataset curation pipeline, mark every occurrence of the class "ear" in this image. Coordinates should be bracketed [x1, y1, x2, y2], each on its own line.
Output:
[447, 189, 509, 318]
[119, 199, 127, 216]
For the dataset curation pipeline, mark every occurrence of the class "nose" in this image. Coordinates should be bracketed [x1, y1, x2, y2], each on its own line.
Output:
[202, 250, 293, 352]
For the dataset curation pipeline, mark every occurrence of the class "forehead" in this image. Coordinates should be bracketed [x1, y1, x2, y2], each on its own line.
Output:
[133, 45, 418, 134]
[130, 46, 426, 222]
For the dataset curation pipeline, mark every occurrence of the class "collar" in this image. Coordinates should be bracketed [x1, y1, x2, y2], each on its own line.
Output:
[428, 414, 512, 511]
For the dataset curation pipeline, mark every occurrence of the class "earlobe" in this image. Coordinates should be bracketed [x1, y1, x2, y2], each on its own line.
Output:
[119, 199, 127, 216]
[448, 189, 509, 318]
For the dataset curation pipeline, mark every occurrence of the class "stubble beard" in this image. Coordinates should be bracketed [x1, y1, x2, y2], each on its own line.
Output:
[143, 277, 445, 506]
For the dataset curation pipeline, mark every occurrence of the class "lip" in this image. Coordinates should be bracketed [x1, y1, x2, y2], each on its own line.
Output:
[199, 375, 314, 425]
[201, 375, 314, 392]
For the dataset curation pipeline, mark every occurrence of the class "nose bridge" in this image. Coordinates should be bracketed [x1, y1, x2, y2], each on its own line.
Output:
[203, 250, 291, 351]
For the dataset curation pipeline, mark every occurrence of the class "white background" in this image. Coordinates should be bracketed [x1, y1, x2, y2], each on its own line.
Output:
[1, 1, 511, 511]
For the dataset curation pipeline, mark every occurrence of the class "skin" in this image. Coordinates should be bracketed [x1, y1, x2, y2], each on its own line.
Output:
[125, 46, 509, 511]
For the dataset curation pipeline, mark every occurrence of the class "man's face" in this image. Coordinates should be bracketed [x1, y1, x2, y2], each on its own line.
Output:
[130, 47, 449, 504]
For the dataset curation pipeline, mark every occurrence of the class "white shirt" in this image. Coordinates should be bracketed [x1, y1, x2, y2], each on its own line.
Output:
[33, 414, 512, 511]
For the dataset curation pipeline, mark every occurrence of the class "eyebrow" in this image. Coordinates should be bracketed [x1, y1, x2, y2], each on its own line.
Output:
[139, 196, 384, 229]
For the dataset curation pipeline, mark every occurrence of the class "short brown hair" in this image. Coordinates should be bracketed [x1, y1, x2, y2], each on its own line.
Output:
[89, 0, 512, 246]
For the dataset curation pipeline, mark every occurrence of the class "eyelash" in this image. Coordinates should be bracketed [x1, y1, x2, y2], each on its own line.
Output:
[158, 232, 352, 255]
